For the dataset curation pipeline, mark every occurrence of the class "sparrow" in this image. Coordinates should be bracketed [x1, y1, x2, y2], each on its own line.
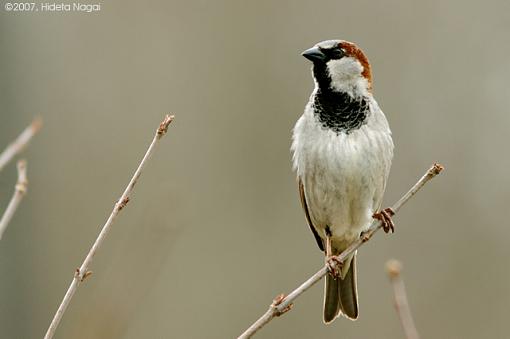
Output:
[291, 40, 394, 323]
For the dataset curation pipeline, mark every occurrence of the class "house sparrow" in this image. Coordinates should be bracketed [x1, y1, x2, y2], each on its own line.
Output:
[291, 40, 394, 323]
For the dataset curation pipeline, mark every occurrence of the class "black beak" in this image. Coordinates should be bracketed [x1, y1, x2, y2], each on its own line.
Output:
[302, 46, 326, 63]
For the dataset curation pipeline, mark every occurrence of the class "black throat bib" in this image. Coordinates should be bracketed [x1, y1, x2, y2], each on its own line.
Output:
[312, 64, 370, 134]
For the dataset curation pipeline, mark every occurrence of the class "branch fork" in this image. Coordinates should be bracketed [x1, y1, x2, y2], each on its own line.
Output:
[0, 118, 42, 240]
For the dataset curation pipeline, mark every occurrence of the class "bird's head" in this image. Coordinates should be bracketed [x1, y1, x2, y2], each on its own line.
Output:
[302, 40, 372, 96]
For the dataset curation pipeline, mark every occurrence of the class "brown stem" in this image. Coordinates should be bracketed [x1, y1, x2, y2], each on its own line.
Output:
[0, 118, 42, 173]
[43, 115, 174, 339]
[0, 160, 28, 239]
[386, 260, 420, 339]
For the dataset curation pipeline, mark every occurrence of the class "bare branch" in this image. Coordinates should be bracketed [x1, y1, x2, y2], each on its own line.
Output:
[386, 259, 420, 339]
[0, 160, 28, 240]
[43, 114, 175, 339]
[238, 163, 444, 339]
[0, 118, 42, 173]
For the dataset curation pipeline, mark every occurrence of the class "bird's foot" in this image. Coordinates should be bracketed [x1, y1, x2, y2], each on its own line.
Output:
[325, 256, 343, 279]
[373, 207, 395, 233]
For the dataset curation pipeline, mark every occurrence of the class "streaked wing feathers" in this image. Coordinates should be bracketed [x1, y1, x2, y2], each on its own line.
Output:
[298, 177, 324, 251]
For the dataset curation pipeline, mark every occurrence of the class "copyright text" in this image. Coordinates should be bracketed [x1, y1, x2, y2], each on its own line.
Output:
[4, 2, 101, 13]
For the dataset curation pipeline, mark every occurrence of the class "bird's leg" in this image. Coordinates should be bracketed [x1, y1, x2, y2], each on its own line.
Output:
[325, 233, 342, 278]
[326, 234, 332, 257]
[373, 207, 395, 233]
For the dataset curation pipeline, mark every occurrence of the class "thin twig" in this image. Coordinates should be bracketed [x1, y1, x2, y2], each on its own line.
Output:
[238, 163, 444, 339]
[0, 118, 42, 173]
[386, 259, 420, 339]
[43, 115, 174, 339]
[0, 160, 28, 240]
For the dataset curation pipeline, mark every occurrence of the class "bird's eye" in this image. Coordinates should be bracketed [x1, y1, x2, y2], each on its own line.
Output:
[320, 47, 344, 60]
[329, 47, 345, 59]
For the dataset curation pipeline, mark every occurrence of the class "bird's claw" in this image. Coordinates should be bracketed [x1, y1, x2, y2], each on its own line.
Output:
[373, 207, 395, 233]
[326, 256, 343, 279]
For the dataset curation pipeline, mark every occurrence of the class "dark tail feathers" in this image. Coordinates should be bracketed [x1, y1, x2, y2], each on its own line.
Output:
[323, 254, 359, 323]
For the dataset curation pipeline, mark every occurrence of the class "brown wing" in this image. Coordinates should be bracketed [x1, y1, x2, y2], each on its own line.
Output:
[298, 177, 324, 251]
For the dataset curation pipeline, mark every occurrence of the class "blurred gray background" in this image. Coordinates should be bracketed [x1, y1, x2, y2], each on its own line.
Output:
[1, 0, 509, 338]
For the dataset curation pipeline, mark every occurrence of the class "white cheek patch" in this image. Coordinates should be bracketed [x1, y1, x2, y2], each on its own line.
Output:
[326, 57, 366, 94]
[327, 57, 363, 82]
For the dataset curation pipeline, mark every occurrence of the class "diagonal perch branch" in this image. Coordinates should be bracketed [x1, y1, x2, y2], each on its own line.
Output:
[0, 160, 28, 240]
[0, 118, 42, 173]
[238, 163, 444, 339]
[43, 114, 174, 339]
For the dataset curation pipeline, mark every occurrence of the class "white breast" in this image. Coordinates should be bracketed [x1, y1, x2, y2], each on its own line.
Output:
[292, 96, 393, 248]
